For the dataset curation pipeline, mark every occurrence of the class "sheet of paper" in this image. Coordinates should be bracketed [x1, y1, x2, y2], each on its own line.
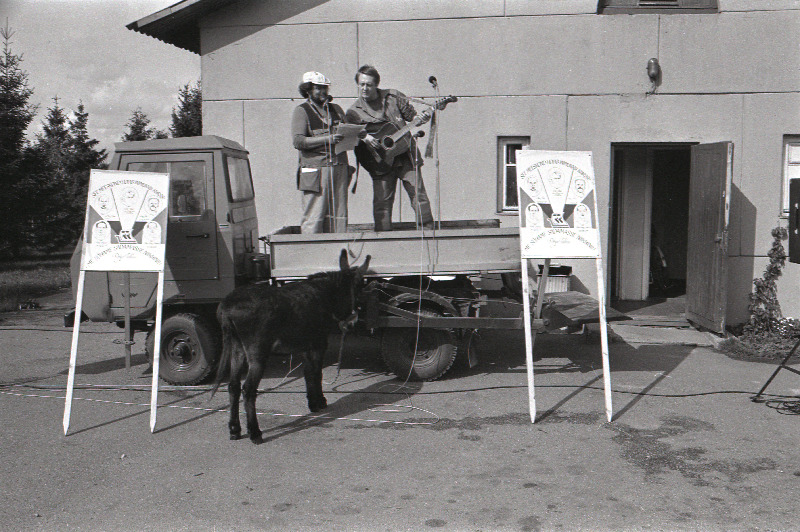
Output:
[334, 123, 365, 154]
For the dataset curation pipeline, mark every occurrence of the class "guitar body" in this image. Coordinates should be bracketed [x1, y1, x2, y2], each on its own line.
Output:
[371, 122, 412, 167]
[356, 95, 457, 175]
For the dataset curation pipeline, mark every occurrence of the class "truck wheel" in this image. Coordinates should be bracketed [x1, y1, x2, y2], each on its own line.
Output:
[146, 313, 220, 385]
[381, 308, 458, 381]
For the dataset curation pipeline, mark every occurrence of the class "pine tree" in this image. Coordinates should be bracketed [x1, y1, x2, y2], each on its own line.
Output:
[0, 23, 38, 256]
[12, 98, 109, 252]
[68, 101, 107, 193]
[67, 101, 107, 234]
[38, 96, 70, 168]
[123, 107, 167, 141]
[18, 97, 79, 251]
[0, 23, 36, 170]
[170, 81, 202, 137]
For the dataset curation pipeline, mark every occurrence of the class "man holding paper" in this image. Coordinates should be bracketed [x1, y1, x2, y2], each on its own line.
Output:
[291, 71, 359, 233]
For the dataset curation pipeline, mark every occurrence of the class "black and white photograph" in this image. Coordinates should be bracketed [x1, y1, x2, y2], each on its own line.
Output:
[2, 1, 800, 530]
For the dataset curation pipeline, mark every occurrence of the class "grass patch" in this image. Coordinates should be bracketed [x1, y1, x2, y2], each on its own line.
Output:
[0, 258, 71, 312]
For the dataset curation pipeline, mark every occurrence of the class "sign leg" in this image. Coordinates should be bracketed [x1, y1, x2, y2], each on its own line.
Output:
[124, 272, 131, 369]
[595, 257, 613, 422]
[63, 270, 86, 435]
[521, 259, 537, 423]
[150, 271, 165, 432]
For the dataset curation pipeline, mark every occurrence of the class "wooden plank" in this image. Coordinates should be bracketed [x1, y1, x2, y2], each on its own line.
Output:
[540, 291, 629, 327]
[347, 219, 501, 232]
[622, 316, 692, 327]
[268, 226, 521, 278]
[374, 315, 538, 330]
[63, 270, 86, 436]
[272, 219, 502, 235]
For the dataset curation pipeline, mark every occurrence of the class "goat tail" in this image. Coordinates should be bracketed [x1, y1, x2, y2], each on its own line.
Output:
[210, 314, 234, 400]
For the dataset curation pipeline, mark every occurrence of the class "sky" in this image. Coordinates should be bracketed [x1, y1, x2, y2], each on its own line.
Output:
[4, 0, 201, 156]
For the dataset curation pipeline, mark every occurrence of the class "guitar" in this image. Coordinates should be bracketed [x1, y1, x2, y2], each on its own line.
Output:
[359, 95, 457, 172]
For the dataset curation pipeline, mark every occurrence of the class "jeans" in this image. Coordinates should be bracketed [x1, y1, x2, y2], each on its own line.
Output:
[371, 156, 433, 231]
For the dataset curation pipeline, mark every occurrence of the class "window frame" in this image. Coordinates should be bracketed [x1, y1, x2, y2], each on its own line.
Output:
[497, 136, 530, 214]
[224, 154, 255, 203]
[598, 0, 718, 14]
[782, 137, 800, 218]
[122, 155, 212, 221]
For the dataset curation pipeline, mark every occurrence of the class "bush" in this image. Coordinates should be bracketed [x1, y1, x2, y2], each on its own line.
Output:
[744, 226, 788, 335]
[720, 226, 800, 362]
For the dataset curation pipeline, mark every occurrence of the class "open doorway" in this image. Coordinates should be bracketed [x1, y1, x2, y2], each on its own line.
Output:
[610, 144, 691, 311]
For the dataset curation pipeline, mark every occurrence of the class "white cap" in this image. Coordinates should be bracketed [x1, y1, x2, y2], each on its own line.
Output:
[302, 71, 330, 86]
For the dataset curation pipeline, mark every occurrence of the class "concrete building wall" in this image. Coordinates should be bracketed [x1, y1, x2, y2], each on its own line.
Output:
[196, 0, 800, 324]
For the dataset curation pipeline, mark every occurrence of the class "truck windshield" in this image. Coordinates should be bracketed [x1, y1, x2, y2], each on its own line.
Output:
[225, 156, 254, 202]
[126, 160, 207, 218]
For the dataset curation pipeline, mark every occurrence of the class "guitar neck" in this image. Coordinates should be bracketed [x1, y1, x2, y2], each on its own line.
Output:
[388, 122, 418, 144]
[387, 96, 455, 143]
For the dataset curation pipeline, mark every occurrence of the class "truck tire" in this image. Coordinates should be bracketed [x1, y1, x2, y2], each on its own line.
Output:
[146, 313, 220, 385]
[381, 308, 458, 381]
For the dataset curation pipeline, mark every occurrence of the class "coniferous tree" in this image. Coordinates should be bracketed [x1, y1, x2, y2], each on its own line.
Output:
[123, 107, 167, 141]
[0, 23, 37, 256]
[170, 81, 201, 137]
[67, 101, 107, 235]
[14, 99, 108, 251]
[19, 97, 79, 251]
[68, 101, 107, 201]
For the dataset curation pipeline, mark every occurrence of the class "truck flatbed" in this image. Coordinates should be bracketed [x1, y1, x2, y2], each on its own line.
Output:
[266, 219, 521, 279]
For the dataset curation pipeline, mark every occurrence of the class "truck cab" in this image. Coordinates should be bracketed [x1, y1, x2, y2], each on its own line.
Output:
[70, 136, 264, 384]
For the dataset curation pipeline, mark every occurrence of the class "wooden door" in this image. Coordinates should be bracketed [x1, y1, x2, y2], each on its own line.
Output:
[686, 142, 733, 333]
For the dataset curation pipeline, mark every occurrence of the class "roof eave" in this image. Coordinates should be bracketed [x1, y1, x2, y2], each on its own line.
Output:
[126, 0, 238, 55]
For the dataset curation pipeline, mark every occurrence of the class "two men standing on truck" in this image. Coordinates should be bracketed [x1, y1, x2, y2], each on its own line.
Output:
[292, 67, 435, 233]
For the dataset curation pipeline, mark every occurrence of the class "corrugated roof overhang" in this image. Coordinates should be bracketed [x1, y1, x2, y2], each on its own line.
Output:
[126, 0, 238, 54]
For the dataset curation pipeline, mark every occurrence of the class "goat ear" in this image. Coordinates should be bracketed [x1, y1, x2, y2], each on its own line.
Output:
[339, 249, 349, 271]
[358, 255, 371, 274]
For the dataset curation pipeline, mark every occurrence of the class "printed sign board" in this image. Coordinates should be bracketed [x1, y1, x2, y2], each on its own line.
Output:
[516, 150, 600, 259]
[80, 169, 169, 272]
[64, 169, 170, 436]
[514, 150, 612, 423]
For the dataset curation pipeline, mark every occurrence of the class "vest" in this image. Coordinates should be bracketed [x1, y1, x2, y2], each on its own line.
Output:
[297, 101, 348, 168]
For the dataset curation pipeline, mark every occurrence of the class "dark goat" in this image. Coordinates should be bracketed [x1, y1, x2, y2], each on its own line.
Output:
[213, 249, 371, 443]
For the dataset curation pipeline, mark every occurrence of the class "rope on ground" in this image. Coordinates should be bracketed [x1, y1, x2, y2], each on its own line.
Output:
[0, 386, 440, 426]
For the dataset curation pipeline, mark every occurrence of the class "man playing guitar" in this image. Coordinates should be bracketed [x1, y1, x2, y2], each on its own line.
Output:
[346, 65, 435, 231]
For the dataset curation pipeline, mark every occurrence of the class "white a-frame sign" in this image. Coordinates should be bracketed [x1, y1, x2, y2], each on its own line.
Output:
[515, 150, 612, 423]
[63, 169, 170, 435]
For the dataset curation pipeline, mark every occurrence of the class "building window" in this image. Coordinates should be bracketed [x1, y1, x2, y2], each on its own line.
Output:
[598, 0, 718, 14]
[783, 138, 800, 217]
[497, 137, 530, 213]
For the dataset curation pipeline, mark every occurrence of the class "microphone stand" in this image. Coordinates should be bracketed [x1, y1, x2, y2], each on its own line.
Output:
[429, 77, 441, 230]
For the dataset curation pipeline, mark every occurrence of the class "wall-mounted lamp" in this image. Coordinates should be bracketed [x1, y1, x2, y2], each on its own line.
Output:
[647, 57, 661, 93]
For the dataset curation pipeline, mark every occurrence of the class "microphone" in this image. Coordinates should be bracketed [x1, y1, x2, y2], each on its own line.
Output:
[414, 130, 425, 138]
[428, 76, 438, 88]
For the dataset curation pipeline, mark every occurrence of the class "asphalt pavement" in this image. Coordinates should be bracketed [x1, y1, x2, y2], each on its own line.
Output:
[0, 289, 799, 531]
